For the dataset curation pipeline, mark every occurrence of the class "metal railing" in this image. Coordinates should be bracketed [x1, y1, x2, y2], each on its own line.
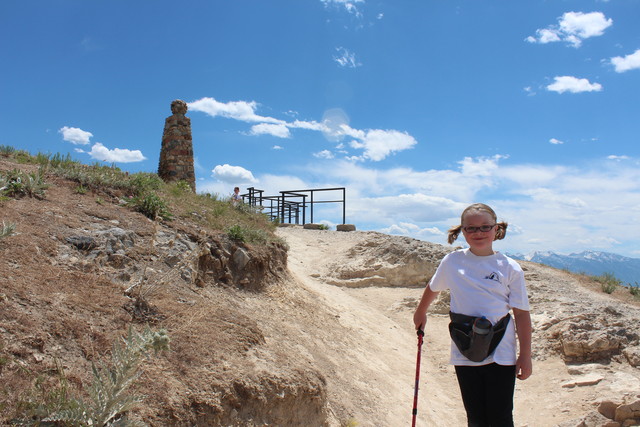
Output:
[242, 187, 346, 225]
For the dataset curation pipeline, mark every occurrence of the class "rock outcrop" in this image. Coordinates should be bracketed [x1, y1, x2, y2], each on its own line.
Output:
[321, 231, 451, 287]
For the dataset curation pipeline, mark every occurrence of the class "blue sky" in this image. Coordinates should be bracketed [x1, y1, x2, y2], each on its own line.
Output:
[2, 0, 640, 257]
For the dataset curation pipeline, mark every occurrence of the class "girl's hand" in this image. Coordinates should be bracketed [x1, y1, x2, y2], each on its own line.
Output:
[413, 284, 439, 331]
[516, 354, 532, 380]
[413, 311, 426, 331]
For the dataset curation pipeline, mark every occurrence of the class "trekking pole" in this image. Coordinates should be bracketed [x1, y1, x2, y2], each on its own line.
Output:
[412, 327, 425, 427]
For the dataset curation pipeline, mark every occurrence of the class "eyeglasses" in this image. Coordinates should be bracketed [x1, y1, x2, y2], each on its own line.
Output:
[462, 224, 496, 233]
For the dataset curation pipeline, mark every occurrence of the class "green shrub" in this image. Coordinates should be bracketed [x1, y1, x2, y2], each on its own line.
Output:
[130, 192, 173, 221]
[200, 192, 220, 201]
[228, 224, 246, 242]
[14, 150, 33, 164]
[33, 326, 170, 427]
[75, 184, 88, 195]
[0, 221, 16, 239]
[51, 162, 128, 192]
[128, 173, 164, 196]
[172, 180, 193, 195]
[242, 228, 269, 244]
[593, 272, 621, 294]
[630, 283, 640, 297]
[48, 152, 76, 169]
[227, 224, 270, 244]
[0, 168, 48, 199]
[0, 145, 16, 157]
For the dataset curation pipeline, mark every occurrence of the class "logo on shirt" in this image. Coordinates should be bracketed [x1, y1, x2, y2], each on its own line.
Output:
[484, 272, 501, 283]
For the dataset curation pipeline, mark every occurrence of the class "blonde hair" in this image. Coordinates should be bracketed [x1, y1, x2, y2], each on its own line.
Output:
[447, 203, 508, 245]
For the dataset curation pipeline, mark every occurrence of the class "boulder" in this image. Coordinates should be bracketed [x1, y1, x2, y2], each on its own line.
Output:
[336, 224, 356, 232]
[615, 400, 640, 423]
[303, 223, 324, 230]
[622, 346, 640, 367]
[561, 373, 604, 388]
[233, 247, 251, 270]
[66, 235, 97, 251]
[598, 400, 621, 420]
[551, 317, 629, 362]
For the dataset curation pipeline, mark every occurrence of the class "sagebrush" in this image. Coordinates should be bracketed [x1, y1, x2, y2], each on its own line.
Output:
[35, 326, 170, 427]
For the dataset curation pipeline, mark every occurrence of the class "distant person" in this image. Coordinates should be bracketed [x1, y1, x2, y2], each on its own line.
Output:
[413, 203, 532, 427]
[231, 187, 242, 206]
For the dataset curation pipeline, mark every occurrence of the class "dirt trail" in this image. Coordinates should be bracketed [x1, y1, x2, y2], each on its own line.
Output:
[276, 226, 640, 427]
[277, 227, 476, 426]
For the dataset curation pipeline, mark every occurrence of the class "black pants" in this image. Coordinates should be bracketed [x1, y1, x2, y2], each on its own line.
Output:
[454, 363, 516, 427]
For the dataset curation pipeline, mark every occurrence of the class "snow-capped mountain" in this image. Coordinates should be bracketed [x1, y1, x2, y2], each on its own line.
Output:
[508, 250, 640, 286]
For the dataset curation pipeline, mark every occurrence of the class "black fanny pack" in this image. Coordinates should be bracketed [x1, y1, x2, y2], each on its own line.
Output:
[448, 312, 511, 362]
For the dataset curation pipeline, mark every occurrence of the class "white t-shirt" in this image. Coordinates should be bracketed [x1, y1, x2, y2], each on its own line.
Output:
[429, 248, 530, 366]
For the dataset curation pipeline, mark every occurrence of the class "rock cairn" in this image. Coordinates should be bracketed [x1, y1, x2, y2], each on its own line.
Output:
[158, 100, 195, 191]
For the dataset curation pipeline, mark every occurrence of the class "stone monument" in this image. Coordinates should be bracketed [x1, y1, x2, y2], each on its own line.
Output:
[158, 99, 196, 191]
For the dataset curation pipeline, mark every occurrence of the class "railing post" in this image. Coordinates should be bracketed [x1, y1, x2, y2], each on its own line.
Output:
[280, 192, 285, 223]
[302, 195, 306, 225]
[342, 187, 346, 224]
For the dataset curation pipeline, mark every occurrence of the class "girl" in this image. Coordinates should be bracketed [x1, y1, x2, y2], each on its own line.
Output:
[413, 203, 532, 427]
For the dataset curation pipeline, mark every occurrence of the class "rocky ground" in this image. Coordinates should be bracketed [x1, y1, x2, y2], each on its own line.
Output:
[1, 160, 639, 426]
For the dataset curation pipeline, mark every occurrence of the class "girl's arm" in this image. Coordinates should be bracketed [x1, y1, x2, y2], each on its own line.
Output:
[413, 284, 440, 331]
[513, 307, 532, 380]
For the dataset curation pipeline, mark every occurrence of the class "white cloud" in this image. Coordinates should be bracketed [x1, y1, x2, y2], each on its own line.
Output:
[495, 164, 567, 188]
[212, 164, 257, 183]
[549, 138, 564, 145]
[59, 126, 93, 145]
[611, 49, 640, 73]
[349, 129, 417, 161]
[458, 155, 504, 177]
[380, 222, 445, 238]
[333, 47, 362, 68]
[249, 123, 291, 138]
[607, 155, 629, 161]
[191, 99, 418, 161]
[256, 174, 309, 194]
[319, 156, 640, 255]
[88, 143, 146, 163]
[272, 145, 284, 150]
[527, 11, 612, 48]
[314, 150, 335, 159]
[290, 120, 329, 132]
[560, 11, 612, 40]
[355, 193, 464, 223]
[188, 97, 284, 124]
[546, 76, 602, 93]
[321, 0, 364, 15]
